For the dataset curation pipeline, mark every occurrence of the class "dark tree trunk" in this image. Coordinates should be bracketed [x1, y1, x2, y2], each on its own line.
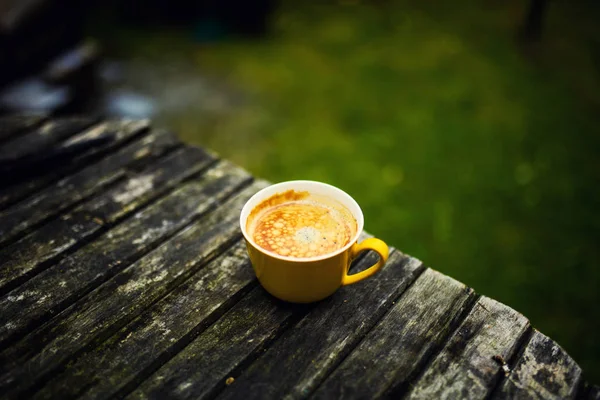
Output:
[519, 0, 549, 42]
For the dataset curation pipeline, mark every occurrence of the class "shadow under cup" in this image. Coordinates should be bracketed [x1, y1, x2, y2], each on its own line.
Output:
[239, 180, 389, 303]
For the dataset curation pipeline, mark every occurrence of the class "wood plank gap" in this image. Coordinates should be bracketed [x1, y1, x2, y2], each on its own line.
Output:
[0, 120, 150, 212]
[211, 250, 424, 400]
[403, 296, 531, 399]
[0, 117, 102, 210]
[304, 264, 429, 399]
[0, 114, 48, 145]
[0, 146, 213, 295]
[112, 279, 261, 400]
[0, 176, 253, 350]
[68, 122, 151, 163]
[200, 248, 378, 400]
[162, 157, 220, 188]
[202, 307, 312, 400]
[485, 325, 535, 400]
[1, 181, 265, 398]
[0, 156, 237, 304]
[388, 292, 482, 398]
[492, 329, 584, 399]
[0, 164, 166, 296]
[0, 173, 127, 247]
[0, 135, 183, 248]
[123, 142, 185, 174]
[28, 236, 272, 399]
[119, 235, 372, 399]
[127, 243, 374, 400]
[4, 235, 247, 400]
[0, 116, 98, 161]
[83, 153, 219, 234]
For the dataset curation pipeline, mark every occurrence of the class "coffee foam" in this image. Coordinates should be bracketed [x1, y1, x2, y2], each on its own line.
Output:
[246, 191, 357, 258]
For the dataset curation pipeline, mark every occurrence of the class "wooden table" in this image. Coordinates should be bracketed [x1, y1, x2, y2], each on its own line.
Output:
[0, 115, 597, 400]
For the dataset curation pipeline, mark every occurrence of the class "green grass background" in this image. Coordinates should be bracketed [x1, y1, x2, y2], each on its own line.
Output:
[93, 0, 600, 381]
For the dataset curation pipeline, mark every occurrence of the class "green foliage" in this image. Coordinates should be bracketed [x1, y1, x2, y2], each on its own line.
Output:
[94, 0, 600, 380]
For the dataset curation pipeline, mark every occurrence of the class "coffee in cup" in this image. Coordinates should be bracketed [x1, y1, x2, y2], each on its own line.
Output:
[240, 180, 389, 303]
[246, 190, 357, 259]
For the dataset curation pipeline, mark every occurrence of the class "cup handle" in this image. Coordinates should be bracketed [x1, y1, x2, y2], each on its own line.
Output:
[342, 238, 389, 286]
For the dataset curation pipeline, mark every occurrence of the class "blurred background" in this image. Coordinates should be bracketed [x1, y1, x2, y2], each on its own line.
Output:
[1, 0, 599, 382]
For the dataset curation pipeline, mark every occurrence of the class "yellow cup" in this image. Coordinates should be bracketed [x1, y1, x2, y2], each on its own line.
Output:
[240, 180, 389, 303]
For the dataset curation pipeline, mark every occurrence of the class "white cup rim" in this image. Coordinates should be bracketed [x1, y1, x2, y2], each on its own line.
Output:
[239, 180, 364, 262]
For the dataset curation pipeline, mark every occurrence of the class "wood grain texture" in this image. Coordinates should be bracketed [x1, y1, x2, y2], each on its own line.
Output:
[0, 115, 590, 400]
[0, 119, 149, 210]
[127, 235, 380, 400]
[0, 128, 178, 244]
[312, 268, 476, 399]
[76, 146, 212, 224]
[128, 285, 304, 400]
[405, 296, 531, 399]
[0, 113, 46, 143]
[0, 145, 213, 295]
[493, 330, 582, 400]
[0, 182, 268, 398]
[0, 160, 251, 348]
[0, 116, 95, 158]
[32, 241, 259, 400]
[215, 250, 424, 400]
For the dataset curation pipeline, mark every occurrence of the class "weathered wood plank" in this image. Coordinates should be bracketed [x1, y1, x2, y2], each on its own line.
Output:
[405, 296, 531, 399]
[0, 182, 267, 398]
[0, 161, 251, 344]
[0, 113, 46, 143]
[0, 119, 149, 210]
[0, 116, 95, 159]
[78, 146, 213, 224]
[0, 146, 213, 295]
[492, 330, 582, 400]
[311, 268, 476, 399]
[0, 128, 178, 244]
[0, 161, 251, 348]
[127, 238, 378, 400]
[210, 250, 423, 400]
[32, 241, 259, 400]
[35, 233, 374, 400]
[126, 287, 298, 400]
[0, 116, 99, 193]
